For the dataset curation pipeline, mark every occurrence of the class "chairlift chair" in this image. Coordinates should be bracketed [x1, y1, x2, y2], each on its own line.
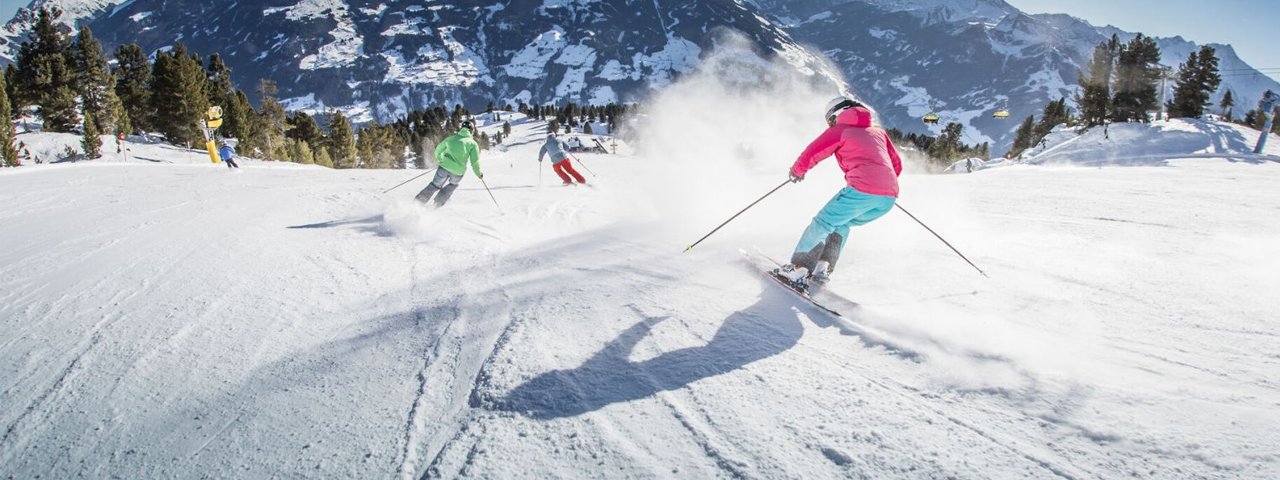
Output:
[992, 100, 1010, 119]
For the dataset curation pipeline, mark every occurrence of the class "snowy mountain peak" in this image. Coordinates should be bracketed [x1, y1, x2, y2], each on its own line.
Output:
[0, 0, 122, 60]
[862, 0, 1017, 23]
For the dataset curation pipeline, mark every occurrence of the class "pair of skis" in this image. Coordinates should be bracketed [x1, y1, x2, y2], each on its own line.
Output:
[740, 249, 858, 319]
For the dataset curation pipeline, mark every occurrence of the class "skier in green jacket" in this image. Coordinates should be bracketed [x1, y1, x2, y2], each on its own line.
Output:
[416, 120, 483, 207]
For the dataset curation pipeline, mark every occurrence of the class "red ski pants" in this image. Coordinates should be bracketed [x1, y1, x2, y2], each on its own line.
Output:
[553, 158, 586, 184]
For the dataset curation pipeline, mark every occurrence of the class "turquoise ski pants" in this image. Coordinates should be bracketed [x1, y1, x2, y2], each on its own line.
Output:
[790, 187, 896, 272]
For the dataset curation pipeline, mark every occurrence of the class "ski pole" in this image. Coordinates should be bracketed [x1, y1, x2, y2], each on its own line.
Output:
[894, 203, 988, 278]
[383, 169, 434, 194]
[568, 152, 597, 177]
[478, 176, 501, 212]
[684, 179, 791, 253]
[539, 160, 543, 186]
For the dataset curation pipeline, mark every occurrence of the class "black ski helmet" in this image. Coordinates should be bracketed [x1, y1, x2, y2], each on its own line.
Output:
[460, 119, 475, 131]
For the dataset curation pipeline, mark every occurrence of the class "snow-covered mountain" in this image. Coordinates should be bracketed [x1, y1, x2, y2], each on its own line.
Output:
[0, 0, 120, 58]
[1, 0, 1276, 151]
[766, 2, 1280, 148]
[2, 0, 843, 124]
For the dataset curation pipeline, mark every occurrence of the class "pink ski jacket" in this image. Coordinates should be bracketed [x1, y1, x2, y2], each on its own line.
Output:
[790, 107, 903, 197]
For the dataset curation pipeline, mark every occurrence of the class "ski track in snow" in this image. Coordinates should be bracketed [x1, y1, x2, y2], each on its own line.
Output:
[2, 119, 1280, 478]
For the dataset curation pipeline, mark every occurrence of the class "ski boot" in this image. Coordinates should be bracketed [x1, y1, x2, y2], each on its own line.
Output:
[772, 264, 811, 293]
[809, 260, 832, 286]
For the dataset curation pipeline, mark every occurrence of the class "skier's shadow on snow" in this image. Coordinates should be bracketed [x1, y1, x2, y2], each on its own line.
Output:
[483, 286, 803, 420]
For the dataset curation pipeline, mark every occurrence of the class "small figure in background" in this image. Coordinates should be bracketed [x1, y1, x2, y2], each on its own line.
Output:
[538, 133, 586, 185]
[219, 140, 240, 169]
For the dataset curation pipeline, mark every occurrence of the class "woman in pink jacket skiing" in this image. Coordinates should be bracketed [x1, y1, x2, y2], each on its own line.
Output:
[775, 97, 902, 290]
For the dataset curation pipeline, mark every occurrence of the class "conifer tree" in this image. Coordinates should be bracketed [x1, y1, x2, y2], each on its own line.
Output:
[286, 112, 324, 150]
[3, 64, 17, 117]
[1111, 34, 1162, 123]
[250, 79, 287, 159]
[286, 138, 314, 164]
[1220, 90, 1235, 120]
[1010, 115, 1036, 157]
[1077, 35, 1119, 128]
[81, 110, 102, 159]
[0, 72, 16, 166]
[150, 44, 209, 147]
[202, 54, 250, 142]
[927, 122, 963, 164]
[220, 90, 252, 144]
[1168, 45, 1222, 119]
[14, 8, 78, 132]
[1034, 98, 1069, 139]
[327, 110, 356, 168]
[314, 144, 334, 168]
[357, 126, 376, 168]
[1239, 108, 1259, 128]
[113, 44, 152, 132]
[71, 26, 117, 133]
[205, 54, 233, 100]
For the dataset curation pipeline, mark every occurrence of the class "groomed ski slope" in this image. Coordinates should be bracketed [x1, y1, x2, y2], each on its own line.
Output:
[2, 115, 1279, 479]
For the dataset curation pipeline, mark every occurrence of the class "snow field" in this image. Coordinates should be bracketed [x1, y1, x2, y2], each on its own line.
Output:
[2, 101, 1280, 477]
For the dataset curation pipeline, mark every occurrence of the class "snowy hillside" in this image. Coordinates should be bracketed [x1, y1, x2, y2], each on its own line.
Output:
[4, 61, 1280, 478]
[1013, 118, 1280, 166]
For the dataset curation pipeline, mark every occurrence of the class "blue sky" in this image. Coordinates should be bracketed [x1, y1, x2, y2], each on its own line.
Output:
[1, 0, 1276, 80]
[1006, 0, 1279, 82]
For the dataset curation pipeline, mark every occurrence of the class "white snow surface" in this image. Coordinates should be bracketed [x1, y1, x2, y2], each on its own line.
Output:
[502, 28, 568, 79]
[379, 27, 495, 88]
[2, 111, 1280, 478]
[1017, 118, 1280, 166]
